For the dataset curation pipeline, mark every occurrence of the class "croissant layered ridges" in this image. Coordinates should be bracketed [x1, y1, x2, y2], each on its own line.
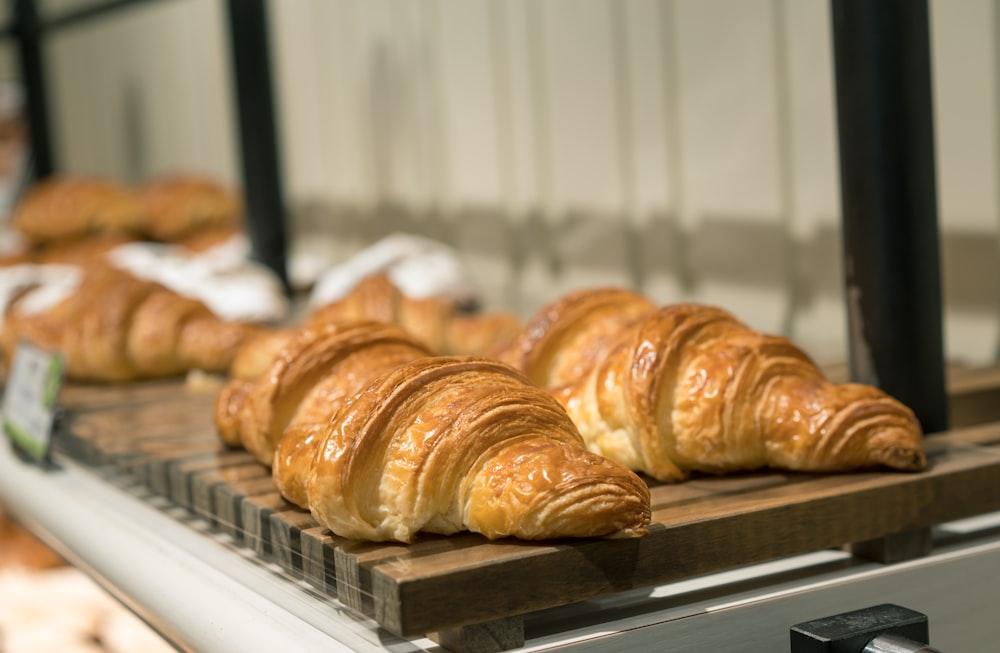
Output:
[512, 291, 926, 483]
[306, 356, 651, 543]
[221, 320, 434, 466]
[495, 286, 656, 389]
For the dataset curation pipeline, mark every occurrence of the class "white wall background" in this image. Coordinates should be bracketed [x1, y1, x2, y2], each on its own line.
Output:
[17, 0, 1000, 367]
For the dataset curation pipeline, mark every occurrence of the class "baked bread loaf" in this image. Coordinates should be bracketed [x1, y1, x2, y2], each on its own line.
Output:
[10, 176, 143, 245]
[136, 174, 243, 242]
[308, 273, 522, 357]
[496, 288, 926, 482]
[2, 265, 258, 382]
[304, 356, 651, 542]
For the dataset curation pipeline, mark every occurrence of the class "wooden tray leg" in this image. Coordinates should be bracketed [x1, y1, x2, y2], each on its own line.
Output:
[849, 526, 933, 564]
[430, 615, 524, 653]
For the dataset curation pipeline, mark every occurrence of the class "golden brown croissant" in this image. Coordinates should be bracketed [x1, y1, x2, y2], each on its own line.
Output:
[305, 356, 651, 542]
[307, 273, 522, 357]
[136, 174, 243, 242]
[493, 286, 656, 387]
[227, 327, 300, 382]
[505, 290, 926, 482]
[215, 320, 433, 470]
[2, 265, 258, 382]
[10, 176, 144, 245]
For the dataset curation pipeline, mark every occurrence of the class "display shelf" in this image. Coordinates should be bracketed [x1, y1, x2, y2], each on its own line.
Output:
[0, 422, 442, 652]
[18, 375, 1000, 652]
[0, 1, 982, 650]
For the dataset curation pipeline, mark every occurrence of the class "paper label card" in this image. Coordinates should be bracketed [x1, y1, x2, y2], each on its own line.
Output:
[2, 341, 64, 462]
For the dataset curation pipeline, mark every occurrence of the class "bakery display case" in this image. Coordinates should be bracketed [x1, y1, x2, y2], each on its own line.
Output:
[1, 1, 999, 652]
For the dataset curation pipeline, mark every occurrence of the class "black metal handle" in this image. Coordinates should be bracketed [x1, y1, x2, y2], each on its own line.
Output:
[790, 603, 938, 653]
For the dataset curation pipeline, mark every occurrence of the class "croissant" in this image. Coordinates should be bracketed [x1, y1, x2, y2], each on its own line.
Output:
[215, 320, 433, 471]
[2, 265, 257, 382]
[493, 286, 657, 387]
[10, 176, 144, 246]
[307, 273, 522, 357]
[227, 327, 300, 382]
[304, 356, 651, 542]
[499, 289, 926, 482]
[136, 174, 243, 242]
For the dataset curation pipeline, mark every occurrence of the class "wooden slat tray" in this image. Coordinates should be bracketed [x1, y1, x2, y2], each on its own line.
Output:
[51, 376, 1000, 651]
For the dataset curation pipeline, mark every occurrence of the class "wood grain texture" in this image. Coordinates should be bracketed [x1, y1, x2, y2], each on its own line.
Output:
[242, 492, 292, 556]
[51, 377, 1000, 642]
[270, 509, 319, 574]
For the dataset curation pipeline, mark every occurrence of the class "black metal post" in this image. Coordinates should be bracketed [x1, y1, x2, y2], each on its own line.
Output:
[14, 0, 55, 180]
[225, 0, 289, 293]
[830, 0, 949, 434]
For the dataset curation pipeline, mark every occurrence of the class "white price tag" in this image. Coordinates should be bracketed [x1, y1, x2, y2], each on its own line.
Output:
[2, 341, 64, 461]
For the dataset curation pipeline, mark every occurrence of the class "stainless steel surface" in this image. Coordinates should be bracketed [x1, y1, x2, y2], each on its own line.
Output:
[864, 634, 944, 653]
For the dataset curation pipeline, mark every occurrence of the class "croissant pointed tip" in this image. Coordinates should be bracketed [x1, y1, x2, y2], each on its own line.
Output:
[868, 428, 927, 472]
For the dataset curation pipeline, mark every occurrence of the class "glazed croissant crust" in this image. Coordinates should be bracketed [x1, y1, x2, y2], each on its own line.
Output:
[215, 320, 433, 473]
[305, 356, 651, 542]
[496, 289, 926, 482]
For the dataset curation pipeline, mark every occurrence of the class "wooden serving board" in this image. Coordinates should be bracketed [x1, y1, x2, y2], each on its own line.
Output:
[50, 377, 1000, 651]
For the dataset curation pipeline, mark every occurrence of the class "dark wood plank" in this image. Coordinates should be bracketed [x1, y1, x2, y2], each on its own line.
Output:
[190, 462, 269, 526]
[300, 526, 344, 593]
[367, 440, 1000, 637]
[58, 378, 218, 412]
[242, 492, 296, 557]
[431, 617, 525, 653]
[168, 450, 258, 509]
[143, 442, 233, 497]
[850, 527, 934, 563]
[336, 533, 486, 618]
[270, 509, 319, 575]
[213, 474, 277, 542]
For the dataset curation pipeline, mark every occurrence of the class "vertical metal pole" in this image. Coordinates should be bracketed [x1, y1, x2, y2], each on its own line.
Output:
[830, 0, 949, 433]
[14, 0, 55, 179]
[226, 0, 289, 293]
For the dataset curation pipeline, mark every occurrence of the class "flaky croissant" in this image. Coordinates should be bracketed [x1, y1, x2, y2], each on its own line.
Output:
[215, 321, 433, 471]
[493, 286, 656, 387]
[307, 273, 522, 357]
[10, 176, 144, 246]
[136, 174, 243, 242]
[304, 356, 651, 542]
[2, 265, 257, 382]
[498, 289, 926, 482]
